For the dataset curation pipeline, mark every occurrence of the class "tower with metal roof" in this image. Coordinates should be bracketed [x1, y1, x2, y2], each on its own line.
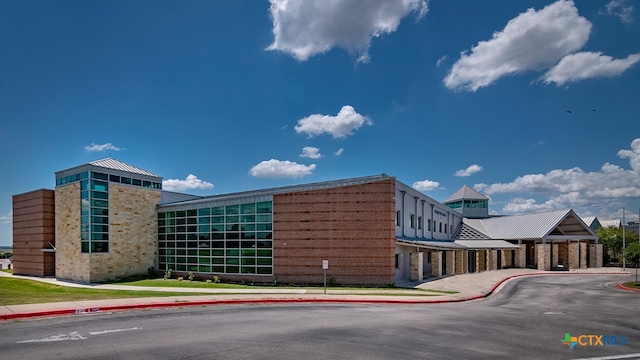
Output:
[443, 185, 489, 219]
[54, 158, 162, 282]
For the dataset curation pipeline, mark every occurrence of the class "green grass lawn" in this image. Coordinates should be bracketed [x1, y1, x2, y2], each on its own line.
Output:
[110, 278, 263, 289]
[114, 278, 457, 294]
[622, 281, 640, 290]
[0, 278, 210, 306]
[0, 276, 456, 306]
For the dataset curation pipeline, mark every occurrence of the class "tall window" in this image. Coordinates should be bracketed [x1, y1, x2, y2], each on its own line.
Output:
[81, 171, 109, 253]
[409, 214, 415, 229]
[417, 216, 422, 230]
[395, 210, 401, 226]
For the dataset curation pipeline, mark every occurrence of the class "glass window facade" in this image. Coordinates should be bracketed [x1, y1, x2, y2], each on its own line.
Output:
[57, 171, 161, 189]
[157, 200, 273, 275]
[81, 172, 110, 253]
[446, 199, 488, 210]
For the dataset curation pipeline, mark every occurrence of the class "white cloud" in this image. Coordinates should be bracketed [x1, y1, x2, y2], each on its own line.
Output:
[266, 0, 427, 63]
[0, 210, 12, 224]
[455, 164, 483, 177]
[412, 180, 440, 192]
[542, 52, 640, 85]
[602, 0, 634, 23]
[436, 55, 447, 67]
[474, 138, 640, 214]
[84, 143, 125, 152]
[300, 146, 323, 159]
[295, 105, 372, 138]
[249, 159, 316, 179]
[617, 138, 640, 172]
[162, 175, 214, 192]
[335, 148, 344, 156]
[444, 0, 591, 91]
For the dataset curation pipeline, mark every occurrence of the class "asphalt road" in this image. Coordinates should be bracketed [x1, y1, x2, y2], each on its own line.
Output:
[1, 274, 639, 360]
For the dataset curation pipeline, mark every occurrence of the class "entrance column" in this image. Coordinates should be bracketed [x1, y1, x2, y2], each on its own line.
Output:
[579, 242, 588, 269]
[515, 244, 526, 268]
[486, 250, 497, 270]
[410, 252, 423, 281]
[455, 250, 467, 274]
[431, 251, 442, 277]
[446, 251, 455, 275]
[537, 244, 551, 271]
[568, 241, 579, 269]
[589, 243, 603, 268]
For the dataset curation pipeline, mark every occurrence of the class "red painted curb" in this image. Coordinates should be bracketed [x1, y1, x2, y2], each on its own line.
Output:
[617, 283, 640, 292]
[1, 272, 630, 321]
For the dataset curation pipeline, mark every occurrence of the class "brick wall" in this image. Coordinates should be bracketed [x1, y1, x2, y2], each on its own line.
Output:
[12, 189, 55, 276]
[273, 179, 396, 285]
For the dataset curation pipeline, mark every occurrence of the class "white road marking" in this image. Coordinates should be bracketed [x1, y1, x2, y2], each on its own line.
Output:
[543, 311, 565, 315]
[571, 353, 640, 360]
[18, 327, 142, 343]
[17, 331, 87, 343]
[89, 327, 141, 335]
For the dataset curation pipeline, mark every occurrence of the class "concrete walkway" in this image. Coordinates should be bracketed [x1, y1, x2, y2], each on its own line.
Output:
[0, 268, 633, 321]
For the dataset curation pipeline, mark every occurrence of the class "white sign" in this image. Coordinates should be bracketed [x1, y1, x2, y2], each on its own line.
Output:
[322, 260, 328, 270]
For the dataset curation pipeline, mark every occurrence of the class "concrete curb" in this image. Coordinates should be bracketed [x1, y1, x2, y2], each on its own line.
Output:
[617, 282, 640, 292]
[1, 271, 631, 321]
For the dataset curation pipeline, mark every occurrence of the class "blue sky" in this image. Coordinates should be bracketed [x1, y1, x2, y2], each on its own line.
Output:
[1, 0, 639, 246]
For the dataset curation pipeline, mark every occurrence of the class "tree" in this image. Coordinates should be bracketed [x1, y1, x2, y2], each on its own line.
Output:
[623, 241, 640, 283]
[597, 226, 624, 261]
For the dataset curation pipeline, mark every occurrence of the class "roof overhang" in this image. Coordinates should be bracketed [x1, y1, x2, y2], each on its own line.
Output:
[396, 239, 466, 250]
[454, 240, 520, 249]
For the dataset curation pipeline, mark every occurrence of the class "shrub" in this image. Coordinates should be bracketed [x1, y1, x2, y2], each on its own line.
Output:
[188, 271, 195, 281]
[177, 276, 184, 281]
[163, 268, 172, 280]
[213, 275, 221, 284]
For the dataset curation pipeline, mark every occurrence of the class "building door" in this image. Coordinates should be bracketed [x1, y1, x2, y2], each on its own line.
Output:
[497, 250, 502, 269]
[468, 250, 476, 273]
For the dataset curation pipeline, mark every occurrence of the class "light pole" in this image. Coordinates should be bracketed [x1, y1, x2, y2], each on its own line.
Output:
[622, 207, 626, 271]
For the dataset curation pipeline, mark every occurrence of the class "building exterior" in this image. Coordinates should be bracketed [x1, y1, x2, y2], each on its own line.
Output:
[12, 158, 604, 285]
[54, 158, 162, 282]
[12, 189, 55, 276]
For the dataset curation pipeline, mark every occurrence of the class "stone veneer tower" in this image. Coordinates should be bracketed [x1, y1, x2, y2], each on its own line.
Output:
[54, 158, 162, 282]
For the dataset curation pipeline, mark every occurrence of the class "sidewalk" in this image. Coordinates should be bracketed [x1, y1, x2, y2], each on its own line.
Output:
[0, 268, 632, 321]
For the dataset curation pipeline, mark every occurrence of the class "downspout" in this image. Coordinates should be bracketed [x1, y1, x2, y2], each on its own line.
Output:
[414, 197, 419, 238]
[430, 203, 435, 239]
[421, 200, 426, 239]
[401, 191, 406, 237]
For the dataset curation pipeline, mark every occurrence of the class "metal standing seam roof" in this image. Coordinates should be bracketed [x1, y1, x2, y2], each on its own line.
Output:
[452, 222, 491, 240]
[90, 158, 160, 178]
[444, 185, 488, 203]
[600, 219, 621, 228]
[453, 240, 519, 249]
[581, 216, 597, 227]
[462, 209, 596, 240]
[159, 173, 395, 207]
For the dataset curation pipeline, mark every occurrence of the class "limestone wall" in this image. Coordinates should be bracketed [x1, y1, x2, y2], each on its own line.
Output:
[537, 244, 550, 270]
[90, 183, 160, 282]
[55, 183, 90, 282]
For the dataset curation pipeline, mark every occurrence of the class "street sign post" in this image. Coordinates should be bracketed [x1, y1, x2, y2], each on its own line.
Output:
[322, 260, 328, 294]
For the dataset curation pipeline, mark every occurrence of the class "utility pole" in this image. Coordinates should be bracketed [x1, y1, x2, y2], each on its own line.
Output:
[622, 207, 626, 271]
